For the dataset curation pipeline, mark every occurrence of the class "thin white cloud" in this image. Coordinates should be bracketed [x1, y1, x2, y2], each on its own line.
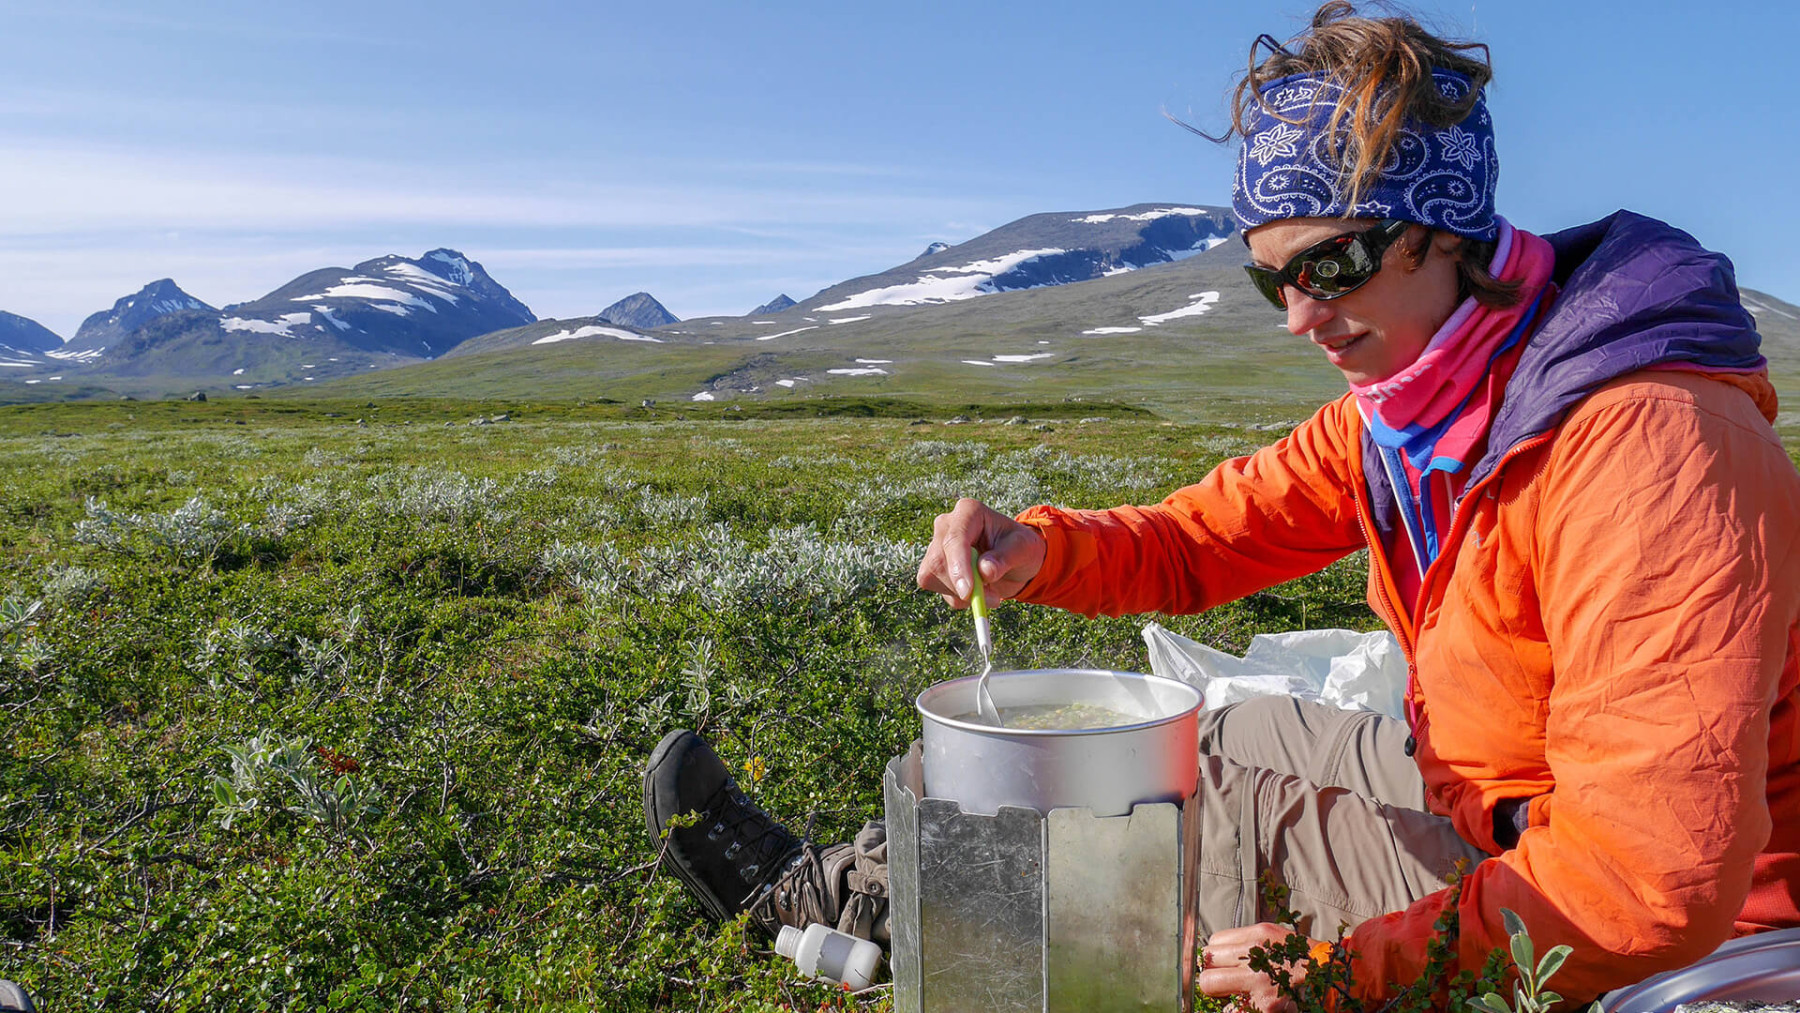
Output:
[0, 140, 992, 237]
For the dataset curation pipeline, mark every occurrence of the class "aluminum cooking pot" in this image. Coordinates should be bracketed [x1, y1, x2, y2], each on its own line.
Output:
[916, 668, 1202, 817]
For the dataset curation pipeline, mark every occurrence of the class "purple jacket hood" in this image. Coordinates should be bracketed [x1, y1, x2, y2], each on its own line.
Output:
[1365, 210, 1767, 543]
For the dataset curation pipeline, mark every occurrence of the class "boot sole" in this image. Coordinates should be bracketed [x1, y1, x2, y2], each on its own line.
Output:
[641, 729, 736, 923]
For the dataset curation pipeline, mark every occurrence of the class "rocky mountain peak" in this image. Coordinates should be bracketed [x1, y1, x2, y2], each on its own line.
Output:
[598, 292, 679, 329]
[69, 279, 215, 352]
[751, 294, 796, 316]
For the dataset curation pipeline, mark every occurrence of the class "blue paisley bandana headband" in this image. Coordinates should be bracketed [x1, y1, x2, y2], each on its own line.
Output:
[1233, 68, 1499, 241]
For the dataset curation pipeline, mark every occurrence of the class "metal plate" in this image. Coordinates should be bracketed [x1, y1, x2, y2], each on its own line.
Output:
[917, 798, 1045, 1012]
[1601, 928, 1800, 1012]
[1046, 803, 1184, 1012]
[884, 746, 924, 1013]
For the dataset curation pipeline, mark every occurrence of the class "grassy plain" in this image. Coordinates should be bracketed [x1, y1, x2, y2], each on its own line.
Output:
[3, 397, 1796, 1011]
[0, 398, 1391, 1011]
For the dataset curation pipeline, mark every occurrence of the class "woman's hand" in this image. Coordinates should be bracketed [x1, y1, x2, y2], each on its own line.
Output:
[915, 498, 1047, 609]
[1197, 923, 1323, 1013]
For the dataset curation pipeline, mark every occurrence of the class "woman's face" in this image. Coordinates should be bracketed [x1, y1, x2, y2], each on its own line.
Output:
[1246, 217, 1463, 386]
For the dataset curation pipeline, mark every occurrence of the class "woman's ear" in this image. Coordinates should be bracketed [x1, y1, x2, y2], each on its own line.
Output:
[1400, 225, 1435, 271]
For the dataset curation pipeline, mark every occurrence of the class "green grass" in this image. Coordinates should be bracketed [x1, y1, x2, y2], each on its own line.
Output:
[1, 401, 1792, 1010]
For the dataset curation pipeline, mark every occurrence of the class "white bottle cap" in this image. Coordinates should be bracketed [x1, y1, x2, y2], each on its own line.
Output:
[774, 924, 802, 961]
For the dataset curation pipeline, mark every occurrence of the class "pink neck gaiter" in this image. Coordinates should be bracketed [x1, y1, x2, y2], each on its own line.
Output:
[1349, 217, 1555, 436]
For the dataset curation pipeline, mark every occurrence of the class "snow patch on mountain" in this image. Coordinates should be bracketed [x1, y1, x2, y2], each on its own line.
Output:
[292, 281, 437, 313]
[819, 249, 1067, 311]
[531, 325, 663, 345]
[379, 262, 462, 303]
[828, 367, 888, 376]
[223, 312, 313, 336]
[1071, 207, 1209, 224]
[757, 326, 818, 341]
[1083, 326, 1144, 335]
[46, 346, 104, 362]
[428, 250, 476, 285]
[1139, 291, 1221, 325]
[314, 306, 353, 332]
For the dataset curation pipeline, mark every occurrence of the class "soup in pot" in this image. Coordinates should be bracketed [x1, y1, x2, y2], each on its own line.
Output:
[957, 702, 1144, 730]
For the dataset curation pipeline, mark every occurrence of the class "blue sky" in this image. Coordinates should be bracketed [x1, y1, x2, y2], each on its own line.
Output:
[2, 0, 1795, 337]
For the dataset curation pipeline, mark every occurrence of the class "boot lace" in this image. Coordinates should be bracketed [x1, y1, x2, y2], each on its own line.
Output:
[700, 783, 798, 890]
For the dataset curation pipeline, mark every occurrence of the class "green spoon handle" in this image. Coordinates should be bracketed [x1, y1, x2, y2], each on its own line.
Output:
[969, 546, 992, 656]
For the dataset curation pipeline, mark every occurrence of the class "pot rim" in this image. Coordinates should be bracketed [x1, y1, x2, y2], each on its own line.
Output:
[915, 667, 1203, 736]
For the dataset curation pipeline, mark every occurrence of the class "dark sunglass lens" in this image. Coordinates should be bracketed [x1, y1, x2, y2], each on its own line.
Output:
[1244, 266, 1288, 309]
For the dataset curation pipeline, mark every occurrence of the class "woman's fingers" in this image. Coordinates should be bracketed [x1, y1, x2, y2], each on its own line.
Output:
[1196, 966, 1294, 1013]
[1196, 924, 1309, 1013]
[1204, 923, 1291, 962]
[916, 499, 1045, 606]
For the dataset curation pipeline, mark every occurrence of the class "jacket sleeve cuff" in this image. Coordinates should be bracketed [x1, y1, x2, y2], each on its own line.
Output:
[1011, 505, 1072, 607]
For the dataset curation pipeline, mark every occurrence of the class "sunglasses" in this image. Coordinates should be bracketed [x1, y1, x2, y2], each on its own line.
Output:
[1243, 218, 1412, 309]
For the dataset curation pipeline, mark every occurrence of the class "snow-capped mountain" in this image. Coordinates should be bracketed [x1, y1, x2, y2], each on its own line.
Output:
[0, 312, 62, 370]
[597, 292, 679, 329]
[221, 248, 534, 359]
[65, 280, 215, 355]
[801, 204, 1235, 312]
[751, 294, 796, 315]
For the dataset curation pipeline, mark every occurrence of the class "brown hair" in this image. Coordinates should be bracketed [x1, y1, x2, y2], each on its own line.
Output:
[1211, 2, 1520, 307]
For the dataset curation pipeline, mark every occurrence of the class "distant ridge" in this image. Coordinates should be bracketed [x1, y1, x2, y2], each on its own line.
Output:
[0, 312, 62, 364]
[598, 292, 678, 329]
[25, 249, 536, 389]
[800, 203, 1235, 312]
[751, 294, 796, 316]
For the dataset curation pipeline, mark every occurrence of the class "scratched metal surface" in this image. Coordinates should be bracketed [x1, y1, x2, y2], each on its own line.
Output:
[1045, 803, 1183, 1012]
[886, 742, 1201, 1012]
[884, 746, 924, 1013]
[917, 798, 1046, 1012]
[1178, 786, 1201, 1006]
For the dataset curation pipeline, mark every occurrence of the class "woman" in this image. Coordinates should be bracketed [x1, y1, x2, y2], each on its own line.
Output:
[645, 4, 1800, 1007]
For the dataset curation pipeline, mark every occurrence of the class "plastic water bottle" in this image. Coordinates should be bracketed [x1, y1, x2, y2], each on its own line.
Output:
[774, 923, 883, 991]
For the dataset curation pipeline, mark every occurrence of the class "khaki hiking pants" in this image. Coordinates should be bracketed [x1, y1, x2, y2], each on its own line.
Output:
[832, 695, 1490, 943]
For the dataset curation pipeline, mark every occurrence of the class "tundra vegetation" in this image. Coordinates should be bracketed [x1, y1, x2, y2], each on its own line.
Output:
[1, 397, 1792, 1010]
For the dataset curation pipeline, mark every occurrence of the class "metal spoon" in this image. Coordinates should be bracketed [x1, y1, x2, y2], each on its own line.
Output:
[969, 546, 1002, 726]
